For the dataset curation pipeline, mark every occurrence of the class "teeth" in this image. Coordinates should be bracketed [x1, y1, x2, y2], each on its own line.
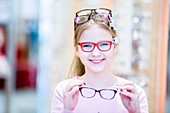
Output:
[89, 59, 105, 63]
[93, 60, 101, 63]
[90, 59, 101, 61]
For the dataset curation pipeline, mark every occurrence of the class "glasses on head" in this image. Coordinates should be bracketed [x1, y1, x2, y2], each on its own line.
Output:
[78, 40, 113, 52]
[79, 87, 118, 100]
[74, 8, 112, 25]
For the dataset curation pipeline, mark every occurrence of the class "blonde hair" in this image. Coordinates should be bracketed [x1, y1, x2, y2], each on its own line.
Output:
[68, 20, 117, 78]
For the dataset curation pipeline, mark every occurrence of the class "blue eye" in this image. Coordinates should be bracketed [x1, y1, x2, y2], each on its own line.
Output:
[82, 44, 93, 48]
[100, 42, 109, 47]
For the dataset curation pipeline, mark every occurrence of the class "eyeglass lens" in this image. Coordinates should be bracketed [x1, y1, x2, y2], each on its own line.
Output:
[100, 89, 116, 99]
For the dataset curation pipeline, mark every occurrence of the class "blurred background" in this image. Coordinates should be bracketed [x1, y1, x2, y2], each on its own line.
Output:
[0, 0, 169, 113]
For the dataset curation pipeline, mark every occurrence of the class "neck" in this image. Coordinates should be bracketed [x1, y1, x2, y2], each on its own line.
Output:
[81, 70, 117, 88]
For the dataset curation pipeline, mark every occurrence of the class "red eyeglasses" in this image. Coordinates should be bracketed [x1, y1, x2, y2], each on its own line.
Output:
[78, 40, 113, 52]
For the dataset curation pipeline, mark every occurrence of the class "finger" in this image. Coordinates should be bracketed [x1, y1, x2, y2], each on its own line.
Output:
[118, 82, 137, 93]
[120, 90, 138, 101]
[67, 86, 80, 96]
[120, 90, 133, 98]
[120, 85, 137, 93]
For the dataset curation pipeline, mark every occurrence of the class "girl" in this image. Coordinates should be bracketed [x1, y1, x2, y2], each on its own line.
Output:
[51, 8, 149, 113]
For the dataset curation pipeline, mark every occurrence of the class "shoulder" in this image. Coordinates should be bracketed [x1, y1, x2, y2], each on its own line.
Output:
[115, 76, 132, 86]
[55, 76, 78, 91]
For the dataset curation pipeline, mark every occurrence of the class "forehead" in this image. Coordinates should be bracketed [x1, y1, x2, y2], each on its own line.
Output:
[79, 26, 112, 42]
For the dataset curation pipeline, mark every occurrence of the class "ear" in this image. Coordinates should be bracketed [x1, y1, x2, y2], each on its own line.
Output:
[113, 44, 118, 55]
[114, 43, 118, 48]
[112, 47, 118, 55]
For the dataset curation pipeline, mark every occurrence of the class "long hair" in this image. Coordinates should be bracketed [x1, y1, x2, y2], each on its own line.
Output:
[68, 19, 117, 78]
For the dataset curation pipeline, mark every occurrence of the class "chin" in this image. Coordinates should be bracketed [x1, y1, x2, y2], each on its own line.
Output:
[88, 67, 106, 73]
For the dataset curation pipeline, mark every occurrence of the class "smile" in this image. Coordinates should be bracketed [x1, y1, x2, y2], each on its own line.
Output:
[89, 58, 105, 64]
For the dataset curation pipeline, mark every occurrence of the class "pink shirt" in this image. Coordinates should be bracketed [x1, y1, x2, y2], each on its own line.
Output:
[51, 77, 149, 113]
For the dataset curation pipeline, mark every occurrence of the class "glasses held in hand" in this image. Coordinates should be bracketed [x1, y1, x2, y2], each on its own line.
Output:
[79, 86, 119, 100]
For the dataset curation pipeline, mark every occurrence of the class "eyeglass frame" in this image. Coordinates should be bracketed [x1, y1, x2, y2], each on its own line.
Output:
[75, 8, 112, 18]
[74, 8, 114, 31]
[79, 86, 118, 100]
[78, 40, 114, 52]
[74, 12, 110, 24]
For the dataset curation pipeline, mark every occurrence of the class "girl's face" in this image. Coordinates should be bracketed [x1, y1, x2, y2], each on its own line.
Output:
[76, 25, 116, 73]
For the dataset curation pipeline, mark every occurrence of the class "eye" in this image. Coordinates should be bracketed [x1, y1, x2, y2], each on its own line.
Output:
[99, 42, 110, 46]
[82, 43, 93, 48]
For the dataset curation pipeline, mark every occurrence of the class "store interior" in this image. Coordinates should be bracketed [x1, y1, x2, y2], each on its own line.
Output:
[0, 0, 169, 113]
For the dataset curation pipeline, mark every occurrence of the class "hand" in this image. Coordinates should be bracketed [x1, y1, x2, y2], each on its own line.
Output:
[63, 80, 85, 111]
[118, 82, 141, 113]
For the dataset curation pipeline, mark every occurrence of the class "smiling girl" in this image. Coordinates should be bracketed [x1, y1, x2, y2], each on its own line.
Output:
[51, 8, 149, 113]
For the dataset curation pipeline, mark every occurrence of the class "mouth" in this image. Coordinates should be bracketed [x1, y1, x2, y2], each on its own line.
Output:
[89, 58, 105, 64]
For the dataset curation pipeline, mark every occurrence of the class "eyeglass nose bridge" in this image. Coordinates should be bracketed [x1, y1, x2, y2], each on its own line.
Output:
[95, 89, 110, 99]
[91, 43, 102, 52]
[92, 89, 102, 98]
[96, 90, 103, 97]
[88, 9, 98, 21]
[91, 9, 97, 13]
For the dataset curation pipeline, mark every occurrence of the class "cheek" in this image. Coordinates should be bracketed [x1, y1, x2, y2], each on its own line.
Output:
[76, 47, 89, 59]
[106, 49, 115, 60]
[111, 47, 117, 55]
[79, 52, 89, 59]
[78, 53, 89, 66]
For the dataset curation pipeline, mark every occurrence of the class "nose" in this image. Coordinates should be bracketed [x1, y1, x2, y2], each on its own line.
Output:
[91, 46, 101, 57]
